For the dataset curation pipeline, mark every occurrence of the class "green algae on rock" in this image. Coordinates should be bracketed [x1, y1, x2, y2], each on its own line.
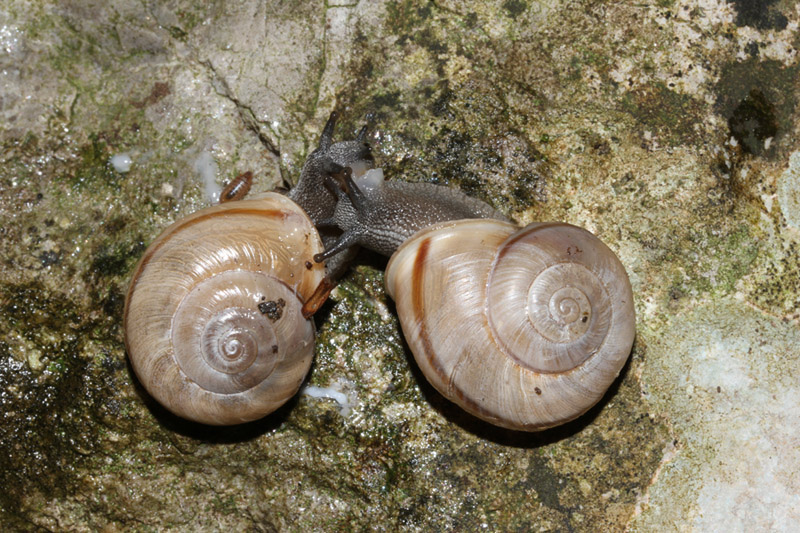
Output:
[4, 0, 800, 530]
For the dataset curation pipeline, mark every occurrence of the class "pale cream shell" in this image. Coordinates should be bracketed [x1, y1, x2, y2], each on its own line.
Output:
[124, 193, 325, 425]
[385, 219, 635, 431]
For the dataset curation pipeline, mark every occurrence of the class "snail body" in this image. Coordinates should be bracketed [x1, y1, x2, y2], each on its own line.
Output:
[289, 111, 374, 278]
[288, 111, 373, 225]
[321, 169, 636, 431]
[124, 192, 325, 425]
[316, 168, 510, 261]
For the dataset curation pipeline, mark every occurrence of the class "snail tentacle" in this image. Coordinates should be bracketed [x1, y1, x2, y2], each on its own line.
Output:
[317, 110, 338, 151]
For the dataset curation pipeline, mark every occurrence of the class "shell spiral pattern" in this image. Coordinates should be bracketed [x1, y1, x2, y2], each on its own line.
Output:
[386, 219, 635, 431]
[124, 193, 326, 425]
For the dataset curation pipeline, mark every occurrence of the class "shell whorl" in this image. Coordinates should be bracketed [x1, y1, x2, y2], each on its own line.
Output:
[124, 193, 325, 425]
[385, 219, 635, 431]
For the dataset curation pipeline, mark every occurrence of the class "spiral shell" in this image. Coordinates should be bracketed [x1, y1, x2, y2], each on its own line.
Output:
[124, 193, 326, 425]
[385, 219, 635, 431]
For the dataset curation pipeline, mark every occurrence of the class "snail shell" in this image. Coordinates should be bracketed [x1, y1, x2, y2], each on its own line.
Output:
[385, 219, 635, 431]
[124, 192, 326, 425]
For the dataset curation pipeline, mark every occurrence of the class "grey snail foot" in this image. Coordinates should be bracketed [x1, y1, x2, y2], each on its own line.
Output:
[317, 163, 510, 260]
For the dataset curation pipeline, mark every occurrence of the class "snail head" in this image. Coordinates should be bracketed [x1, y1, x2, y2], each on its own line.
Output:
[288, 111, 374, 225]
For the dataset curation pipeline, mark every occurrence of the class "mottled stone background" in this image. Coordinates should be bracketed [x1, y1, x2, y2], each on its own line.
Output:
[1, 0, 799, 531]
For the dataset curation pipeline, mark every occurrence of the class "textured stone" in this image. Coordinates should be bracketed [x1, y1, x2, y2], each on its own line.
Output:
[1, 0, 799, 531]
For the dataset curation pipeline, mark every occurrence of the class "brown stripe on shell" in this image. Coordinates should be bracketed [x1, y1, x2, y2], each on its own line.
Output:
[408, 229, 529, 429]
[410, 236, 434, 367]
[410, 235, 488, 413]
[123, 206, 301, 336]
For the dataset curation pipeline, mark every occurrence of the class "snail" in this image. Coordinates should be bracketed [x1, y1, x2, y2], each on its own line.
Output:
[319, 167, 636, 431]
[123, 113, 372, 425]
[124, 111, 635, 431]
[124, 192, 326, 425]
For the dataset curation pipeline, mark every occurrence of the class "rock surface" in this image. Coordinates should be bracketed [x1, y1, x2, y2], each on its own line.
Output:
[1, 0, 798, 531]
